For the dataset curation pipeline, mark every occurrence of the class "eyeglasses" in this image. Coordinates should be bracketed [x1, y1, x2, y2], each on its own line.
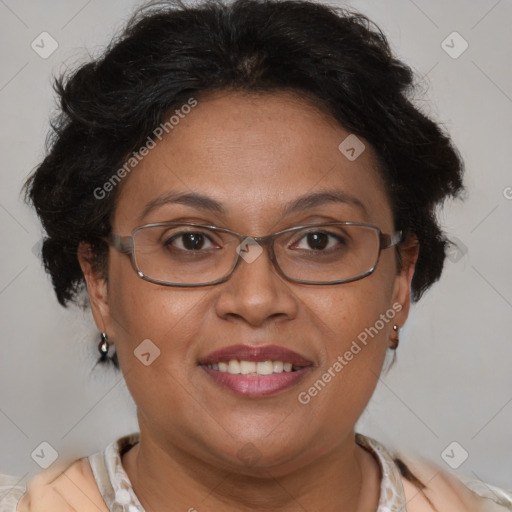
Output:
[106, 222, 402, 287]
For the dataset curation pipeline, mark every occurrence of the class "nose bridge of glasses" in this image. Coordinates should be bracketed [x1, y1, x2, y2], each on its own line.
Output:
[223, 229, 296, 286]
[231, 229, 304, 282]
[234, 233, 278, 269]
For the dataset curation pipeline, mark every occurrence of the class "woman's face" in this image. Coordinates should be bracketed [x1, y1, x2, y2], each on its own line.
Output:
[82, 90, 415, 473]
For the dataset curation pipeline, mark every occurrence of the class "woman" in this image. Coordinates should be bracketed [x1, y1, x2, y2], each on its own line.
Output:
[1, 0, 511, 510]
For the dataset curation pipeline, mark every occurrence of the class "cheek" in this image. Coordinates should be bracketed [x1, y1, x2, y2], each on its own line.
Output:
[299, 268, 397, 411]
[307, 262, 396, 353]
[106, 256, 210, 369]
[314, 288, 392, 374]
[106, 266, 215, 433]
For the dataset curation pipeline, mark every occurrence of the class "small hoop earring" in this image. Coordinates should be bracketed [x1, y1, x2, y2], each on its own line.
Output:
[390, 325, 399, 350]
[98, 332, 110, 361]
[93, 332, 119, 370]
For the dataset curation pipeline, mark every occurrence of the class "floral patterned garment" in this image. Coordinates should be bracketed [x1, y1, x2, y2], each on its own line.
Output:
[87, 432, 409, 512]
[2, 432, 510, 511]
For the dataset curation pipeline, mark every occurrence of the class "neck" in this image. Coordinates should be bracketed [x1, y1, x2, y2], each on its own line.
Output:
[122, 424, 381, 512]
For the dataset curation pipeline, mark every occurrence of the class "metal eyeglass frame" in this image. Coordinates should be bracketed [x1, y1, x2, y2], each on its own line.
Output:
[105, 221, 403, 287]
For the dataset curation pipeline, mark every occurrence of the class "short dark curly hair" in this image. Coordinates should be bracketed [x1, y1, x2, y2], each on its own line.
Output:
[25, 0, 464, 308]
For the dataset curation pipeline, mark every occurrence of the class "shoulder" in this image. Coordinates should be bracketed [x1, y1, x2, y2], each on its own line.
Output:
[13, 458, 108, 512]
[0, 473, 26, 512]
[397, 455, 512, 511]
[356, 433, 512, 511]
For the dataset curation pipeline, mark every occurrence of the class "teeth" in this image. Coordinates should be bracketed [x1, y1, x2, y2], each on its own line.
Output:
[228, 360, 240, 374]
[257, 361, 274, 375]
[206, 359, 301, 375]
[240, 361, 256, 375]
[273, 361, 284, 373]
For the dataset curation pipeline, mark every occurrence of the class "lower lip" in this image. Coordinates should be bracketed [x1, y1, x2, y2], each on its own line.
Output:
[200, 366, 312, 397]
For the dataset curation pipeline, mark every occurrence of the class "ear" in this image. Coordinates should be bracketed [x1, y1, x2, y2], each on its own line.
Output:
[77, 242, 111, 334]
[391, 233, 419, 328]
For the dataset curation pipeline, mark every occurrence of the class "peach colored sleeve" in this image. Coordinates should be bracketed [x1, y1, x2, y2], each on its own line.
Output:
[400, 457, 511, 512]
[16, 458, 108, 512]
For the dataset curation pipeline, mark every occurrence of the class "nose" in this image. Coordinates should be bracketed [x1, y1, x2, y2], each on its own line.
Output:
[214, 242, 299, 327]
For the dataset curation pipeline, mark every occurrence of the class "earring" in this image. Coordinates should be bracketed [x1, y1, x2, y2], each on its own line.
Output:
[390, 325, 399, 350]
[98, 332, 110, 361]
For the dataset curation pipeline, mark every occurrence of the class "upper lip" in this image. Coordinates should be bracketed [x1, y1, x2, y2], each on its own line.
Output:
[198, 344, 313, 366]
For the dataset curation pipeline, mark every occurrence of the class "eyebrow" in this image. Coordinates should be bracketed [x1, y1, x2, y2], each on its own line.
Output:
[139, 191, 225, 221]
[139, 189, 367, 221]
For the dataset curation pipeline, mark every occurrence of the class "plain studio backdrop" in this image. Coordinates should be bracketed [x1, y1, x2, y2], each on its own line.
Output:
[0, 0, 511, 490]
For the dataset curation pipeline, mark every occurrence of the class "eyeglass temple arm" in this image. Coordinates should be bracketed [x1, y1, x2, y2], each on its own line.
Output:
[381, 230, 402, 249]
[106, 233, 133, 254]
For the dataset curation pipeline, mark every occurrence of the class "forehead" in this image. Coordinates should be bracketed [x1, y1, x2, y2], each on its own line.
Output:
[113, 90, 392, 231]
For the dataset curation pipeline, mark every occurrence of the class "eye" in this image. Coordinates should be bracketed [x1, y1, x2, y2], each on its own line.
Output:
[291, 230, 347, 251]
[164, 231, 218, 251]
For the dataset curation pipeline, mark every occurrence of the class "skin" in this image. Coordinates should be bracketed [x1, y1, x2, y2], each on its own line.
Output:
[79, 90, 418, 512]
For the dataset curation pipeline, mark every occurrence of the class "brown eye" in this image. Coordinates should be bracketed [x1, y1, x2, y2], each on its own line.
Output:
[291, 231, 345, 251]
[165, 232, 215, 251]
[181, 233, 206, 250]
[306, 232, 329, 250]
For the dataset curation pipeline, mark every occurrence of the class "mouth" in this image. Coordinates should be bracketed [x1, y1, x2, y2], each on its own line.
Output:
[198, 344, 313, 397]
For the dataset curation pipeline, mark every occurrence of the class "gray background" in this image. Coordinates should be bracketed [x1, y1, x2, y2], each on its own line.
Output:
[0, 0, 511, 490]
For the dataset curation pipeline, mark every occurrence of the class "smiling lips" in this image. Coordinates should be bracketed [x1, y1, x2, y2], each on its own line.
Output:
[199, 344, 313, 397]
